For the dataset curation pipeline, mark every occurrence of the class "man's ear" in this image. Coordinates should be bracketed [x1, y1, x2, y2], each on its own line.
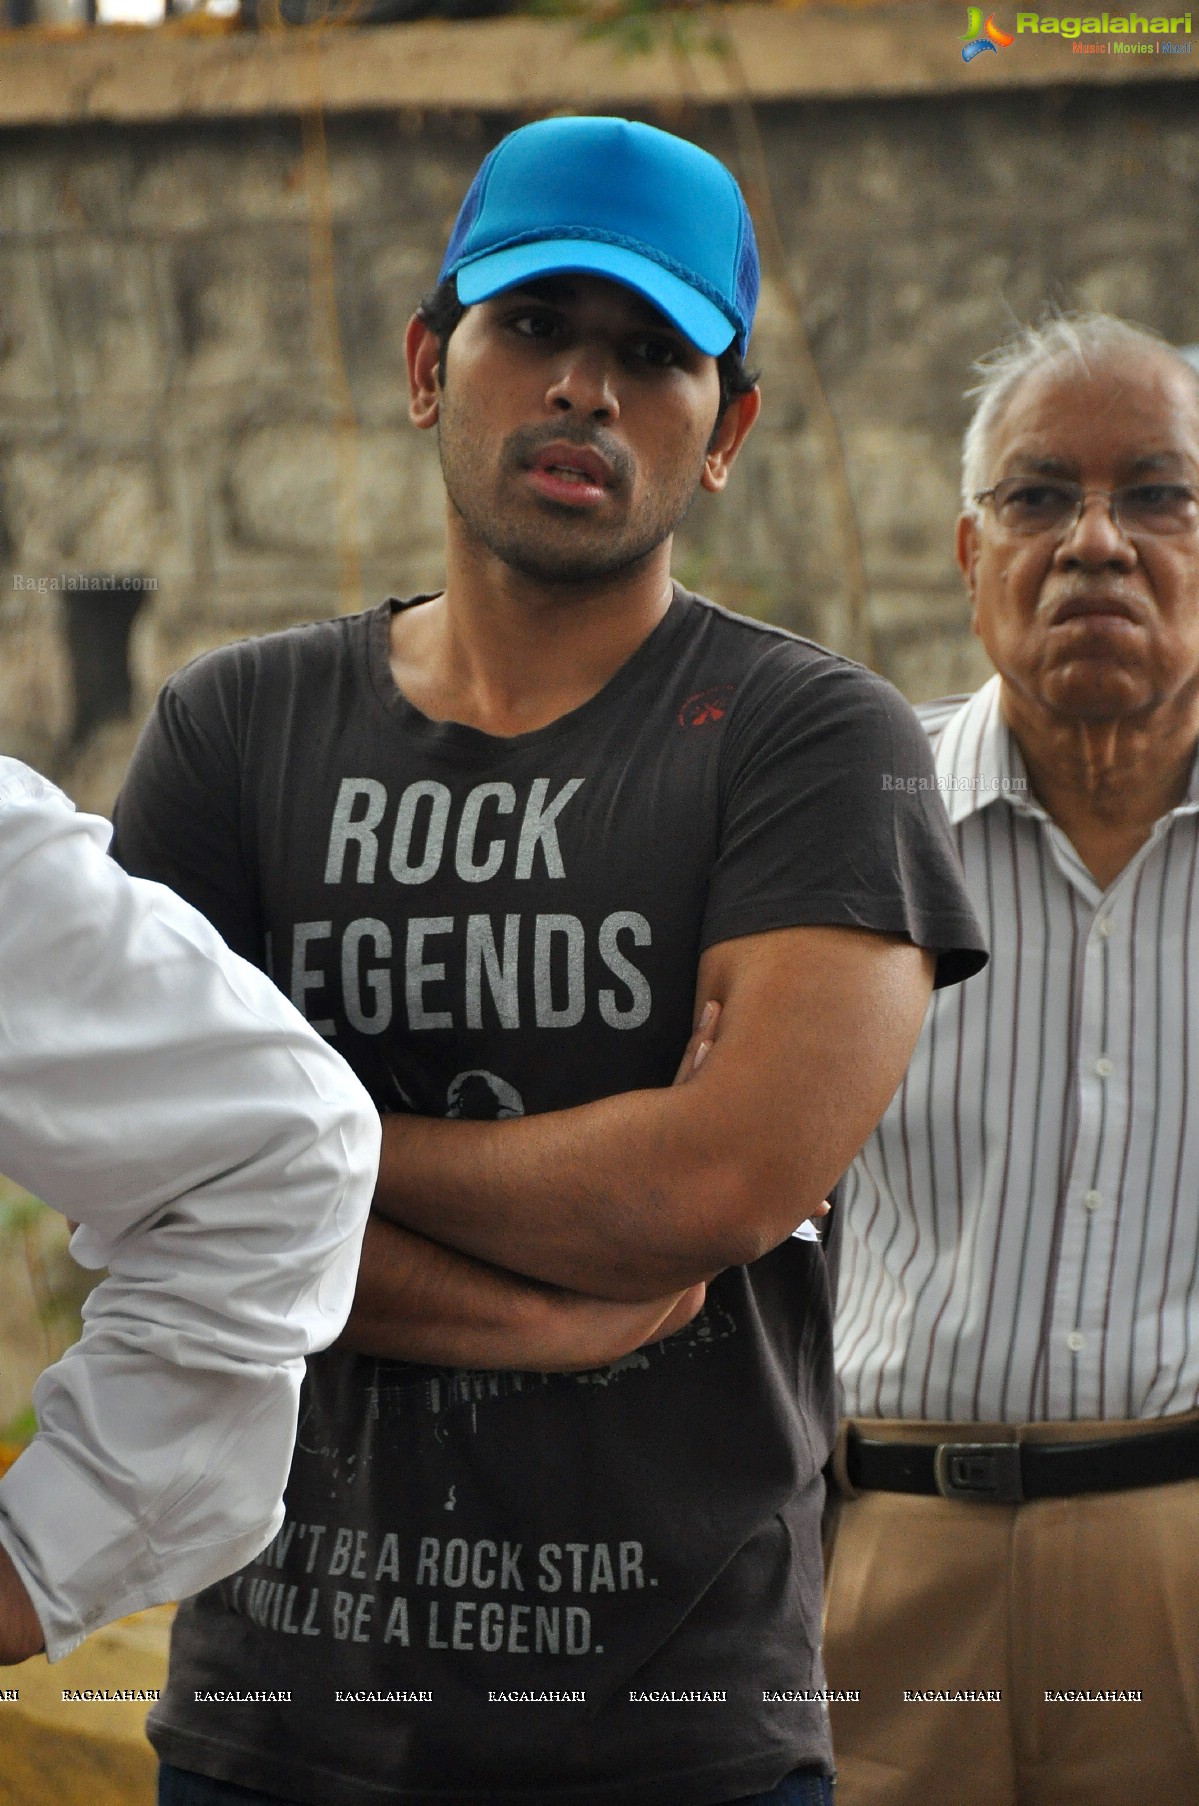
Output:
[955, 512, 982, 637]
[407, 314, 442, 431]
[701, 386, 761, 494]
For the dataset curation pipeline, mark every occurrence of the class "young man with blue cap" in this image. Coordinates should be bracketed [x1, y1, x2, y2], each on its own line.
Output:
[114, 116, 986, 1806]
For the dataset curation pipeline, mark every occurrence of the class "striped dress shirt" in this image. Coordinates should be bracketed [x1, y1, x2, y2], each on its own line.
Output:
[835, 675, 1199, 1424]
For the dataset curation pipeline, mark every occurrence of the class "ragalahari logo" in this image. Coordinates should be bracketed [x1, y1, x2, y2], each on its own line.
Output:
[961, 7, 1016, 57]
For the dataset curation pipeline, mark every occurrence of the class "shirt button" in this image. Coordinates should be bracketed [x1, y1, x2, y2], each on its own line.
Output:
[1095, 1057, 1114, 1078]
[1097, 916, 1114, 938]
[1084, 1190, 1103, 1211]
[1066, 1330, 1086, 1354]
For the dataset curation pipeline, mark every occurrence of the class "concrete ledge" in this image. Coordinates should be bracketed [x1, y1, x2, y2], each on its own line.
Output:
[0, 3, 1195, 126]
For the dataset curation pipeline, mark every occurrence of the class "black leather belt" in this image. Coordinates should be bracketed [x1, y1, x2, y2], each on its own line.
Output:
[845, 1419, 1199, 1504]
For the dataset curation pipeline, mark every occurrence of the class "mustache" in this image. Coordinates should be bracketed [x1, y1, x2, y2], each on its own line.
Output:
[504, 422, 635, 489]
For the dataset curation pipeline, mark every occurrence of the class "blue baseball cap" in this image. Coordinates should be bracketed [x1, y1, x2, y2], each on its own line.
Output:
[438, 116, 759, 359]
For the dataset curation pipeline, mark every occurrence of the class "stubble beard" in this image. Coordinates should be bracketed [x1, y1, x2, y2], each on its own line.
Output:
[437, 415, 704, 587]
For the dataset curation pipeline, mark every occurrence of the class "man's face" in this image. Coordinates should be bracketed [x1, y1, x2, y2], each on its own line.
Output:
[407, 275, 756, 586]
[957, 348, 1199, 726]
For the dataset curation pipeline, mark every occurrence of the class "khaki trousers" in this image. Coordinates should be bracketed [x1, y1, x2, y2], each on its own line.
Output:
[822, 1415, 1199, 1806]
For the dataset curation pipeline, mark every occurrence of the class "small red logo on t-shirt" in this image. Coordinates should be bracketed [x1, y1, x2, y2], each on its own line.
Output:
[678, 685, 736, 728]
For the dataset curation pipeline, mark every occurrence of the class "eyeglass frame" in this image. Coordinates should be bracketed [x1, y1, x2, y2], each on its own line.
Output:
[972, 476, 1199, 540]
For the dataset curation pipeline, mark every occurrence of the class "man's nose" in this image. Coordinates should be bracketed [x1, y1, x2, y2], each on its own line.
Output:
[1054, 492, 1138, 567]
[545, 347, 620, 420]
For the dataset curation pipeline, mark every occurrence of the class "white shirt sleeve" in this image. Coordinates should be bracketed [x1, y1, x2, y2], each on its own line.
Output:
[0, 757, 380, 1659]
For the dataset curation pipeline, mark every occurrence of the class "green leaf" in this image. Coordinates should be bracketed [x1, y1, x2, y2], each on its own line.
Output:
[0, 1407, 38, 1447]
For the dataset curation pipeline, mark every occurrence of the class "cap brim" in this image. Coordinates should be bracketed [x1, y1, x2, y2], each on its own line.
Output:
[454, 239, 737, 356]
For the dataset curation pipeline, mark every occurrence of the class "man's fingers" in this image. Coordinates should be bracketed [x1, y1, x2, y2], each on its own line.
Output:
[673, 1000, 720, 1086]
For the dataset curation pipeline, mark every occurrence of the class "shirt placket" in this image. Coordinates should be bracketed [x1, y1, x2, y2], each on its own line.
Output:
[1043, 826, 1156, 1417]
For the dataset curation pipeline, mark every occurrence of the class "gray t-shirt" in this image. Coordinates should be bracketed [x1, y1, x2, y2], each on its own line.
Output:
[113, 588, 986, 1806]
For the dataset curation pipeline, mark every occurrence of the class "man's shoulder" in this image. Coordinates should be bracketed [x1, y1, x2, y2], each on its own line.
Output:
[164, 606, 379, 712]
[685, 589, 852, 671]
[682, 590, 901, 707]
[678, 594, 944, 786]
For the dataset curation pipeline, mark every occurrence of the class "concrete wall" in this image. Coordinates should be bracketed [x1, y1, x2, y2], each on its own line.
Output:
[1, 75, 1197, 810]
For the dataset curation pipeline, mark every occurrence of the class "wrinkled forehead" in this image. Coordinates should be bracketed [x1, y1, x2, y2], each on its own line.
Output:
[991, 348, 1199, 475]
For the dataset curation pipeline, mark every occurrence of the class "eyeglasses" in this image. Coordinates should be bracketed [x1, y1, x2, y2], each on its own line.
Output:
[974, 477, 1199, 538]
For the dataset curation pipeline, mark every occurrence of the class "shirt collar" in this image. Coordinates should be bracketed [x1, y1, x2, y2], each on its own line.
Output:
[932, 674, 1199, 825]
[931, 677, 1041, 826]
[1184, 745, 1199, 811]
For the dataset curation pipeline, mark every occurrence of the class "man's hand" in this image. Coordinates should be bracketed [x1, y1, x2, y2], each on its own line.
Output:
[0, 1541, 44, 1665]
[673, 998, 719, 1083]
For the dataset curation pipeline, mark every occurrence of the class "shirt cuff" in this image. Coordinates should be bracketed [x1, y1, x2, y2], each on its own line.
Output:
[0, 1435, 168, 1661]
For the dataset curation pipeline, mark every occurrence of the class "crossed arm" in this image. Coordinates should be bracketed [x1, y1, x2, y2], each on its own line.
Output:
[343, 923, 934, 1368]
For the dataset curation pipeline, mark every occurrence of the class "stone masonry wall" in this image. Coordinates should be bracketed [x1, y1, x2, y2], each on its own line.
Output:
[0, 83, 1196, 811]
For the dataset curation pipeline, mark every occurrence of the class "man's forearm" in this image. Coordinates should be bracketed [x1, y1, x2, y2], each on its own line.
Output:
[340, 1214, 705, 1370]
[374, 930, 933, 1298]
[375, 1088, 737, 1301]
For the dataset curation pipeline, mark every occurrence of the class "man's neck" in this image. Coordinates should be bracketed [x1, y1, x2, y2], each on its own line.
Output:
[1001, 683, 1199, 890]
[389, 540, 677, 738]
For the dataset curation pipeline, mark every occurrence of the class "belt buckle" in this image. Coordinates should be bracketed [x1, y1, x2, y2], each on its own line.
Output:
[933, 1440, 1023, 1504]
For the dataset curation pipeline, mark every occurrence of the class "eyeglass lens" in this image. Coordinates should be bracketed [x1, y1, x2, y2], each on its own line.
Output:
[989, 479, 1199, 537]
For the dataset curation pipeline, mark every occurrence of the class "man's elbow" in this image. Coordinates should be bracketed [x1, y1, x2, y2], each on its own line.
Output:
[662, 1154, 816, 1279]
[705, 1189, 819, 1272]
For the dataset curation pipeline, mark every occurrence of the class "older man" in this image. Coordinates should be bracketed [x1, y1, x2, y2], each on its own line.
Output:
[825, 313, 1199, 1804]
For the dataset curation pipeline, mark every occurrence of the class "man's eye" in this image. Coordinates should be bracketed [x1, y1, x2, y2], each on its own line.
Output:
[630, 338, 681, 369]
[1123, 483, 1191, 508]
[1006, 483, 1072, 511]
[510, 312, 559, 339]
[992, 482, 1075, 526]
[1119, 483, 1199, 529]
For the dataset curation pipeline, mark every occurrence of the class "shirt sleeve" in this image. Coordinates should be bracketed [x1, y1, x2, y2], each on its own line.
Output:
[701, 652, 988, 988]
[0, 759, 381, 1659]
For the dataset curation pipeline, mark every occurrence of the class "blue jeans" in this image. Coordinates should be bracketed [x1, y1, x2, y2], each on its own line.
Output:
[159, 1763, 834, 1805]
[733, 1772, 835, 1806]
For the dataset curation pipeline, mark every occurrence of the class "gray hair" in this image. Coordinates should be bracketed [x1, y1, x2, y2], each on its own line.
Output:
[960, 311, 1199, 514]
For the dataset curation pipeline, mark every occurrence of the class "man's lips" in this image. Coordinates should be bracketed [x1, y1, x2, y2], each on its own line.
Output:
[1048, 594, 1146, 628]
[530, 443, 612, 486]
[523, 441, 614, 506]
